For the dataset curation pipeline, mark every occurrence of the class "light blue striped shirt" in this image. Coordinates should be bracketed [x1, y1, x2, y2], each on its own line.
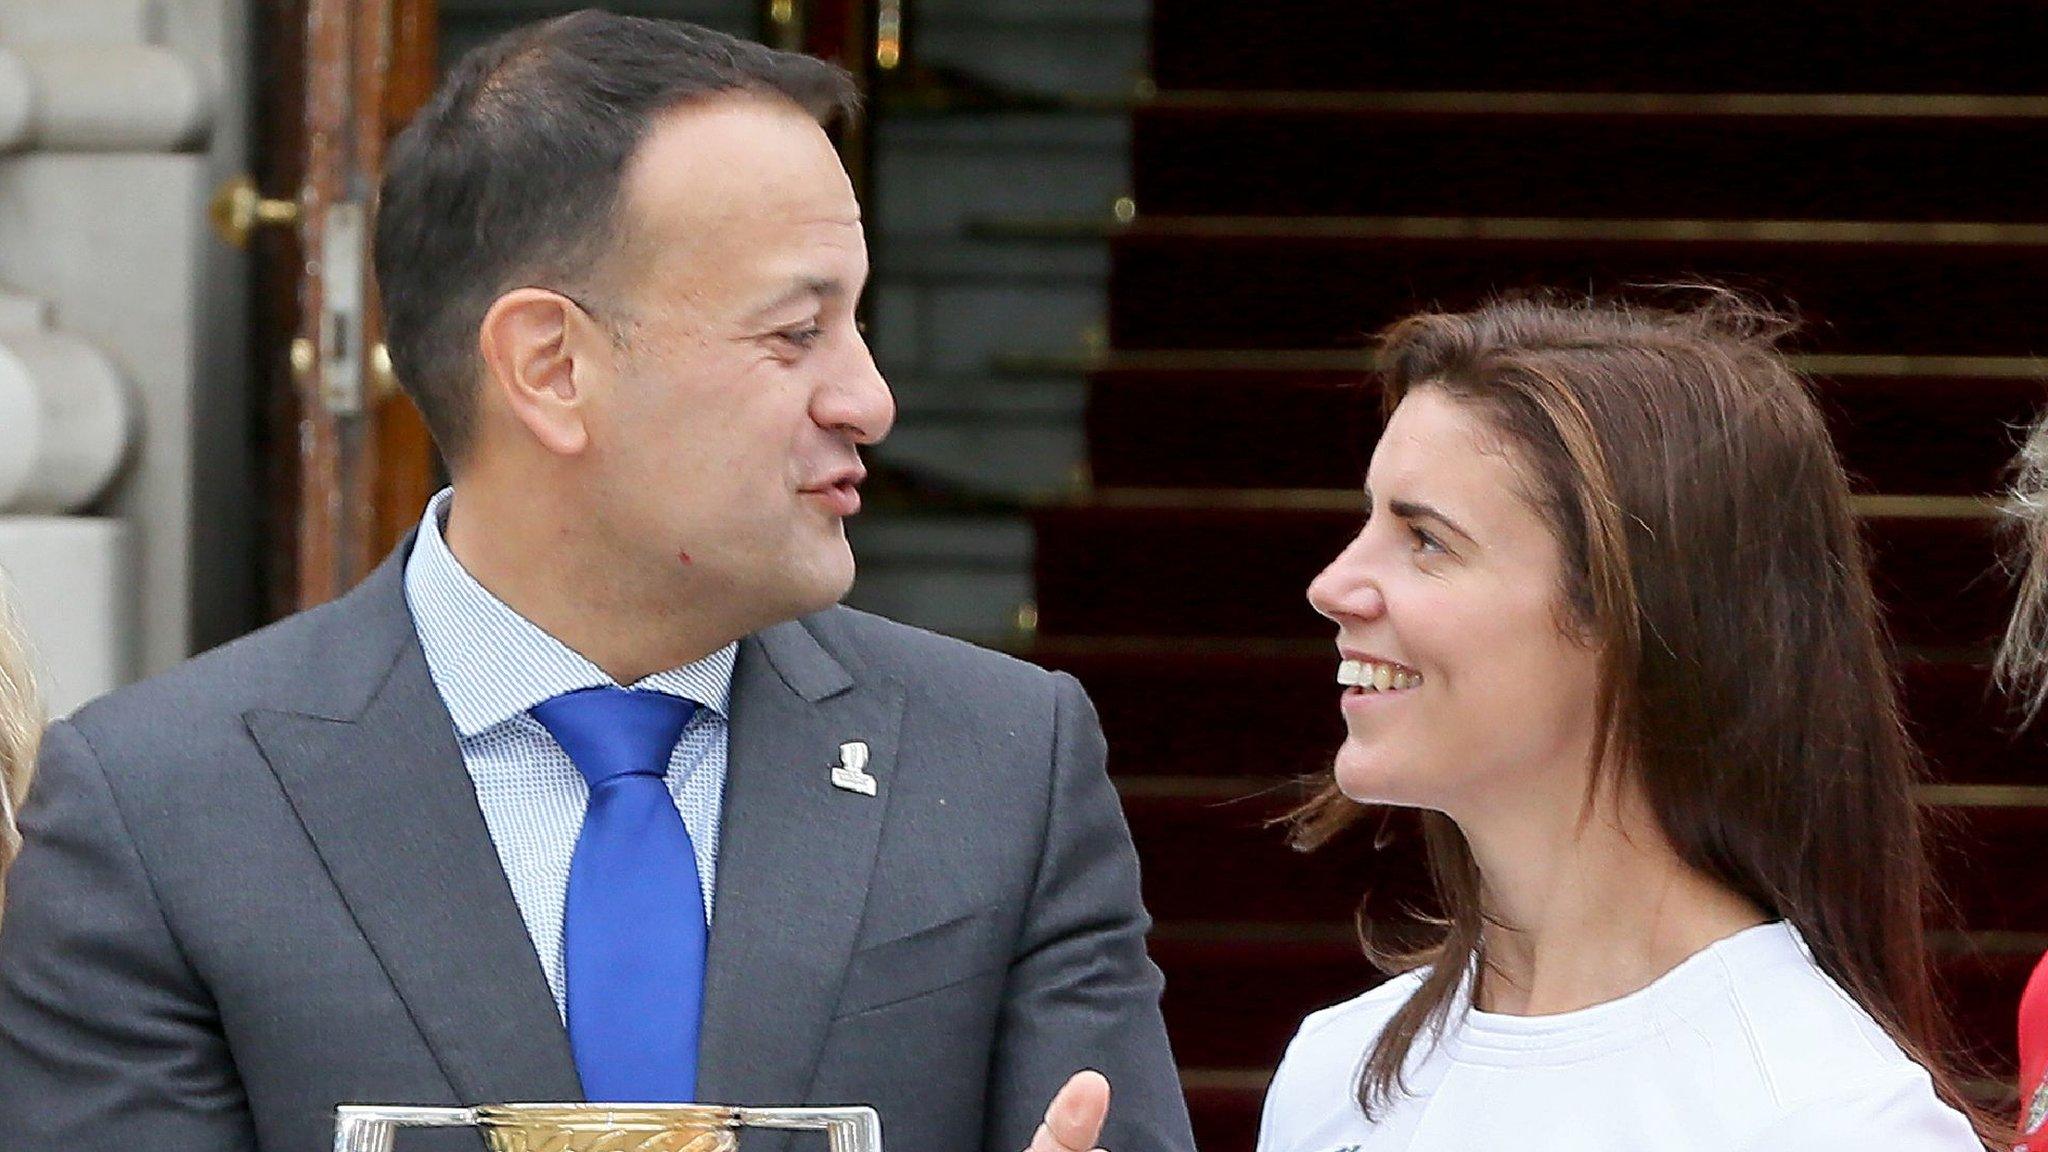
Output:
[402, 488, 736, 1017]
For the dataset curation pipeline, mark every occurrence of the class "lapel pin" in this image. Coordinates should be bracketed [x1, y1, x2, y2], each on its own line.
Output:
[830, 740, 877, 797]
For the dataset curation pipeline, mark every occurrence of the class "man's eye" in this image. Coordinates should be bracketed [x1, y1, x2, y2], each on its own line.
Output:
[779, 325, 824, 349]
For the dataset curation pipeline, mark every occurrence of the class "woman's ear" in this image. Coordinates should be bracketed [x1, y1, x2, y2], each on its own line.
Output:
[476, 287, 602, 457]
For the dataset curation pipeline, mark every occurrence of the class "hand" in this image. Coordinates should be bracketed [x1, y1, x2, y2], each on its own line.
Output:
[1026, 1070, 1111, 1152]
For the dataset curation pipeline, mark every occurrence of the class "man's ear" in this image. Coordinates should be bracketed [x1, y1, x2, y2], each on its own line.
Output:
[476, 288, 606, 457]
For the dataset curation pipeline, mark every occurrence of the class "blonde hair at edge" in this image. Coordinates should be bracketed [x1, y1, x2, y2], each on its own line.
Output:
[0, 583, 41, 920]
[2000, 411, 2048, 721]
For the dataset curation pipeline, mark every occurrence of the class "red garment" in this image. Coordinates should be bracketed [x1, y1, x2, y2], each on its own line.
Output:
[2018, 949, 2048, 1147]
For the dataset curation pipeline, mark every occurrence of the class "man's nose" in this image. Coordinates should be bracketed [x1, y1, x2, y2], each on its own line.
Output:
[818, 333, 894, 445]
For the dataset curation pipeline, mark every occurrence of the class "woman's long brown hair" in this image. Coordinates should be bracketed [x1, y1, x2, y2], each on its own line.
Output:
[1289, 292, 1997, 1143]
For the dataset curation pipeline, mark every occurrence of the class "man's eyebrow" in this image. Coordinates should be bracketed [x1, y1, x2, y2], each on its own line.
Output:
[745, 277, 845, 322]
[1386, 498, 1478, 544]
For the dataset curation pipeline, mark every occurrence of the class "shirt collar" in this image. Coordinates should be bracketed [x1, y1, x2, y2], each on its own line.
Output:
[403, 488, 737, 738]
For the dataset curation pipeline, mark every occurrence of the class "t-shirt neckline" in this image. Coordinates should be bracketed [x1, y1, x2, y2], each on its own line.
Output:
[1442, 920, 1801, 1066]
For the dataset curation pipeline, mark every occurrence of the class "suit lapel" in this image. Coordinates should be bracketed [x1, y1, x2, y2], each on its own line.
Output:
[246, 550, 580, 1106]
[697, 617, 903, 1108]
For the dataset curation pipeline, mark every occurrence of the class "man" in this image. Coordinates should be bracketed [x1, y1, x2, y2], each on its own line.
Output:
[0, 14, 1191, 1152]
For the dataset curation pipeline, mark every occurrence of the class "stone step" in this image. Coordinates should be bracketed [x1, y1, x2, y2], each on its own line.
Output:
[876, 373, 1083, 500]
[890, 371, 1084, 420]
[876, 113, 1127, 239]
[844, 513, 1032, 643]
[879, 235, 1108, 282]
[910, 0, 1146, 100]
[854, 2, 1140, 648]
[875, 422, 1081, 501]
[872, 238, 1106, 377]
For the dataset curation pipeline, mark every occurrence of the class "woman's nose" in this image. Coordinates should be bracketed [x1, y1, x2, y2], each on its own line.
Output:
[1307, 530, 1385, 623]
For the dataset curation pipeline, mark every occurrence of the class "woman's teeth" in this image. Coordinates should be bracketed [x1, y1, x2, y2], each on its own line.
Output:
[1337, 659, 1422, 692]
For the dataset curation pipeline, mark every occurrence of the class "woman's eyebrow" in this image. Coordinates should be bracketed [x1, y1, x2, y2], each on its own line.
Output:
[1387, 498, 1478, 545]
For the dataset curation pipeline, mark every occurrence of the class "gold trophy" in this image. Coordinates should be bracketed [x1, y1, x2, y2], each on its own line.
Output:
[333, 1102, 881, 1152]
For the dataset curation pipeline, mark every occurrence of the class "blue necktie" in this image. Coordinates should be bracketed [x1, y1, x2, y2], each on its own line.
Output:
[531, 686, 705, 1102]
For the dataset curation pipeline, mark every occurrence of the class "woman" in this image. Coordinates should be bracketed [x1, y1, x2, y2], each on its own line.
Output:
[1260, 295, 1992, 1149]
[0, 583, 40, 917]
[1997, 413, 2048, 1149]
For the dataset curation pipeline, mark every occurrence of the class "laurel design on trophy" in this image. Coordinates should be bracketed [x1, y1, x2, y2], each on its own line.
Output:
[481, 1132, 730, 1152]
[475, 1106, 738, 1152]
[332, 1101, 881, 1152]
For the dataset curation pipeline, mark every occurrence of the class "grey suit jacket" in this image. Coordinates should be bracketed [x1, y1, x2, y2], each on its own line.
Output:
[0, 546, 1193, 1152]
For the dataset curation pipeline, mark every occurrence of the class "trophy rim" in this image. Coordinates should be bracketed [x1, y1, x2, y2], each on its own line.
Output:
[474, 1103, 742, 1132]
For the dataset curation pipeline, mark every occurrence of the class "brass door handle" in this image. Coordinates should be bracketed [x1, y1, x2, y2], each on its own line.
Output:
[371, 341, 398, 402]
[208, 175, 299, 248]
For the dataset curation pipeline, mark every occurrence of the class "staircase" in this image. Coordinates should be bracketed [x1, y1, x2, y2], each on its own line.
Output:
[848, 0, 1147, 641]
[1024, 4, 2048, 1146]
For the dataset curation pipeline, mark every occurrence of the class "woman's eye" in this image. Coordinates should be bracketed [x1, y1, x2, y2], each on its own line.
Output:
[1409, 524, 1445, 554]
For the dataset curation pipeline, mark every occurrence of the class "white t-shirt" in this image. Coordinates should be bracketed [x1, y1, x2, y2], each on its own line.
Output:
[1257, 922, 1980, 1151]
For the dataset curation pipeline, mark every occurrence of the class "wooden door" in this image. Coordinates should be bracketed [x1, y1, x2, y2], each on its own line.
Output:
[253, 0, 440, 618]
[767, 0, 879, 198]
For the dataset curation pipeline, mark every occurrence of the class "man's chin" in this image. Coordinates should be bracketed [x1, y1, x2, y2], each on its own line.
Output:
[782, 547, 858, 619]
[822, 557, 858, 608]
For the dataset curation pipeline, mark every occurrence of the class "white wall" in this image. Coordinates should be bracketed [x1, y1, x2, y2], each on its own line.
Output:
[0, 0, 251, 715]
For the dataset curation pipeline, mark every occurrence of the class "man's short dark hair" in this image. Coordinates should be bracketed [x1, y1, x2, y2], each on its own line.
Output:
[374, 10, 860, 466]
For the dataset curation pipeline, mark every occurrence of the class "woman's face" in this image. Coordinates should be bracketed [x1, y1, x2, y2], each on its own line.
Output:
[1307, 388, 1606, 822]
